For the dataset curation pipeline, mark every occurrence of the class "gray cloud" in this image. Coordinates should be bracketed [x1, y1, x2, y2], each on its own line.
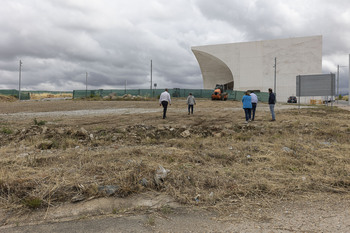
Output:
[0, 0, 349, 93]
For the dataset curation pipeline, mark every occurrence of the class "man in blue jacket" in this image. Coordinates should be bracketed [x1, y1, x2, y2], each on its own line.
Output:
[242, 91, 252, 123]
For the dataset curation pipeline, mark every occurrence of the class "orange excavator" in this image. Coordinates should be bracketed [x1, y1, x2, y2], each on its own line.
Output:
[211, 84, 228, 101]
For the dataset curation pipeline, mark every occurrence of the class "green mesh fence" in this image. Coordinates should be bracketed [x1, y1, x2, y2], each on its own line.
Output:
[1, 88, 269, 102]
[19, 92, 31, 100]
[0, 89, 18, 96]
[73, 89, 269, 102]
[0, 89, 30, 100]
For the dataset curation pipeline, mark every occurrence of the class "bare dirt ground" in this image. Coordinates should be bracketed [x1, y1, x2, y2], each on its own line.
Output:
[0, 98, 350, 232]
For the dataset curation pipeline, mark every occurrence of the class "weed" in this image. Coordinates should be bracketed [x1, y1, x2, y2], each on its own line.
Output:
[1, 127, 12, 134]
[143, 137, 158, 145]
[2, 99, 350, 214]
[23, 197, 42, 209]
[159, 205, 173, 215]
[235, 133, 251, 141]
[33, 118, 46, 126]
[36, 140, 53, 150]
[146, 215, 156, 226]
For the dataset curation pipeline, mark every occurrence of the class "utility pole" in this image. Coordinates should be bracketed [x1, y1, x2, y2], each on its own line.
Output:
[337, 65, 340, 104]
[85, 72, 88, 98]
[349, 54, 350, 106]
[150, 60, 153, 97]
[337, 65, 348, 104]
[150, 60, 153, 90]
[273, 57, 277, 100]
[18, 60, 22, 101]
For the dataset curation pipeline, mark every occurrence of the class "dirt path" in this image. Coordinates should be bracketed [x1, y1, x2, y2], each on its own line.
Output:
[1, 193, 349, 232]
[0, 99, 308, 121]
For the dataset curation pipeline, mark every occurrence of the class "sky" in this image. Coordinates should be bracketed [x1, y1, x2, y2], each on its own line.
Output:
[1, 0, 350, 93]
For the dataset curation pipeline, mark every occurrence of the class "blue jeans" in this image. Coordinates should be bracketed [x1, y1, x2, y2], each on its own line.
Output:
[244, 108, 251, 121]
[252, 103, 257, 120]
[188, 105, 194, 114]
[269, 104, 275, 120]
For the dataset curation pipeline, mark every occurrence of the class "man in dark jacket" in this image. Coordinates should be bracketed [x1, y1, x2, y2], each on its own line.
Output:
[268, 88, 276, 121]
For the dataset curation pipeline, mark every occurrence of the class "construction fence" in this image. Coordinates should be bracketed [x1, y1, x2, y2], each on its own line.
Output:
[0, 88, 269, 102]
[0, 89, 30, 100]
[72, 88, 270, 102]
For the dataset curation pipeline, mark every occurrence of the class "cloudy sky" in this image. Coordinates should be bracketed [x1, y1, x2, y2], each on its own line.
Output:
[1, 0, 350, 93]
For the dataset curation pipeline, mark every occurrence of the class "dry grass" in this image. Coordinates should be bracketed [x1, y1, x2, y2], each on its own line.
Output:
[0, 100, 350, 214]
[29, 93, 72, 100]
[0, 95, 17, 102]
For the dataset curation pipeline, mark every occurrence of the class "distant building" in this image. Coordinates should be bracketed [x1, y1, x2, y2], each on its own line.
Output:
[192, 35, 322, 102]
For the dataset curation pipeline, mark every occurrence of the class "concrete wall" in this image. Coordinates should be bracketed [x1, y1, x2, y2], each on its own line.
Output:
[192, 35, 322, 102]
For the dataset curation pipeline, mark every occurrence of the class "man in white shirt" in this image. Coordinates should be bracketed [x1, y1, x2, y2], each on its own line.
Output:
[159, 88, 171, 119]
[250, 91, 258, 121]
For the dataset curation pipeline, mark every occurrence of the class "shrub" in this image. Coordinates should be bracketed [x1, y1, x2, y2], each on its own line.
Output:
[23, 197, 42, 209]
[33, 118, 46, 126]
[1, 127, 12, 134]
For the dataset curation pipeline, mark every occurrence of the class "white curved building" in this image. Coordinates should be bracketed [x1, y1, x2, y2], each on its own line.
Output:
[192, 35, 322, 102]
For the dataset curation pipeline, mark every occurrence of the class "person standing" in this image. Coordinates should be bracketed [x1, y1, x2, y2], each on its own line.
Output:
[186, 93, 196, 115]
[268, 88, 276, 121]
[159, 88, 171, 119]
[242, 91, 252, 123]
[250, 91, 258, 121]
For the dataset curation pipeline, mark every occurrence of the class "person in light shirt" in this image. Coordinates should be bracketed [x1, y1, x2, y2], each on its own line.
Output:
[250, 91, 258, 121]
[186, 93, 196, 115]
[159, 88, 171, 119]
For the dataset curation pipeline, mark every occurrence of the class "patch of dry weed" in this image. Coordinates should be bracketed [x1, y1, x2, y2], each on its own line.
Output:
[0, 102, 350, 214]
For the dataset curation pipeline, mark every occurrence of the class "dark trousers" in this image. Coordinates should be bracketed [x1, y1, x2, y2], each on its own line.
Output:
[252, 103, 257, 120]
[244, 108, 251, 121]
[188, 105, 194, 114]
[161, 101, 168, 119]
